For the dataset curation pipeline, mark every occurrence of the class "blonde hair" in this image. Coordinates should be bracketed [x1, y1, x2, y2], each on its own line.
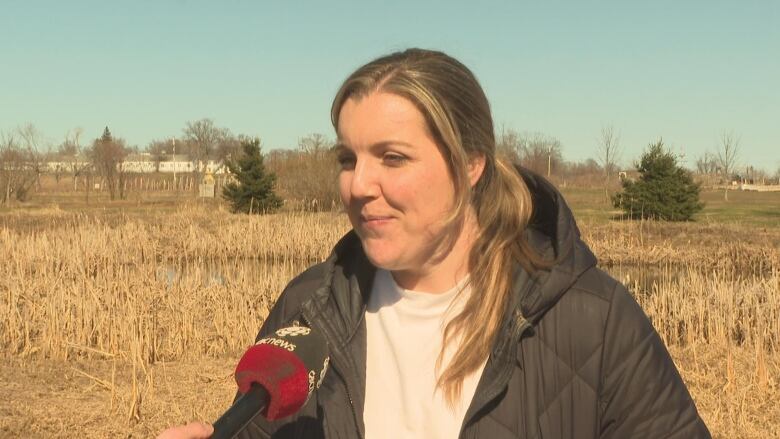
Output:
[331, 48, 545, 404]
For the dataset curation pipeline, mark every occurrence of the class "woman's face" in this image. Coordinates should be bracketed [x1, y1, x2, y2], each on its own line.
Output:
[336, 91, 462, 276]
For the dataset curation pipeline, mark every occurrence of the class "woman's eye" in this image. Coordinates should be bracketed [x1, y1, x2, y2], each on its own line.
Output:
[383, 154, 407, 165]
[337, 154, 356, 170]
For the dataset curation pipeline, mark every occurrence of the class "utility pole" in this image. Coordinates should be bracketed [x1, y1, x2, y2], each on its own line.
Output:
[74, 129, 81, 191]
[547, 147, 552, 178]
[172, 137, 177, 186]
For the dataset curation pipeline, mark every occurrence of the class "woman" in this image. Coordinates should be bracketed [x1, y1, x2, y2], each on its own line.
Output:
[160, 48, 710, 438]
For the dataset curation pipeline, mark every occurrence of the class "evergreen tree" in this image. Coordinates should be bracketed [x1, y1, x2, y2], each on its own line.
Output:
[612, 140, 704, 221]
[222, 138, 283, 214]
[90, 126, 128, 200]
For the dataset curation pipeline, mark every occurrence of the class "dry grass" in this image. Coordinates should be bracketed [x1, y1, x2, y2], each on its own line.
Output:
[637, 270, 780, 438]
[581, 218, 780, 272]
[1, 206, 349, 363]
[1, 206, 778, 438]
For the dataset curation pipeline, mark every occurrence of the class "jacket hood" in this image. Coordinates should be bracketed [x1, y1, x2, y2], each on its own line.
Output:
[515, 167, 598, 323]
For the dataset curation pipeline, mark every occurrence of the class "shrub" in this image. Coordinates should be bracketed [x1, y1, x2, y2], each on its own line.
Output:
[612, 140, 703, 221]
[222, 138, 283, 214]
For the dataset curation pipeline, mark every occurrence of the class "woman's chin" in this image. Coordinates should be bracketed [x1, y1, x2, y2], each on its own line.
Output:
[360, 241, 403, 271]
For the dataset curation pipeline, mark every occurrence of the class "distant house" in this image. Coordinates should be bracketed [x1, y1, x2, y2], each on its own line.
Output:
[157, 154, 194, 174]
[157, 155, 229, 174]
[43, 153, 230, 175]
[201, 159, 229, 175]
[121, 153, 157, 173]
[44, 154, 91, 173]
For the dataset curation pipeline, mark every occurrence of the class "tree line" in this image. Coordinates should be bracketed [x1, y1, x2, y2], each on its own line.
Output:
[2, 119, 777, 208]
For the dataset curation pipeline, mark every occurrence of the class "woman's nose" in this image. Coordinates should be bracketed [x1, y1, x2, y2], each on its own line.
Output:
[350, 159, 380, 199]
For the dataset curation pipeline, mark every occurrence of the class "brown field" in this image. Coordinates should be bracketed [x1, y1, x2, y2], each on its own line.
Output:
[1, 189, 779, 438]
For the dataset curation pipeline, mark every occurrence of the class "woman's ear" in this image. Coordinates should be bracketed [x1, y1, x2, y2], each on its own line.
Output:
[467, 154, 486, 187]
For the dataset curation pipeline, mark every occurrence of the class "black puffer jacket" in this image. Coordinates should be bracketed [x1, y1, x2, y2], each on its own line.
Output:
[237, 170, 711, 438]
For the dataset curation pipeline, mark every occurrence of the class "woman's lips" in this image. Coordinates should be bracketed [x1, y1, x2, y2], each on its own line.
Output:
[361, 215, 394, 230]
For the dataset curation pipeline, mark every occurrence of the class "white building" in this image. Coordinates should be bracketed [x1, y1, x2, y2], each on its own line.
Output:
[156, 154, 193, 173]
[44, 153, 230, 175]
[44, 155, 91, 173]
[121, 153, 157, 173]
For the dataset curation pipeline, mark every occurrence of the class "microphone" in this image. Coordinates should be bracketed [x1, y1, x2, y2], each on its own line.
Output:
[211, 325, 330, 439]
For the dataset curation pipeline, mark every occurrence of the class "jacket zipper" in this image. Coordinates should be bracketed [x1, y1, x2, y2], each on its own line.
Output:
[302, 308, 365, 439]
[459, 313, 532, 438]
[332, 360, 362, 439]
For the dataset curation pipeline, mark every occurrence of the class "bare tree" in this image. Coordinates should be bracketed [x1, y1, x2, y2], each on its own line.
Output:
[18, 124, 45, 192]
[146, 138, 174, 172]
[214, 134, 243, 163]
[518, 132, 563, 177]
[495, 129, 564, 177]
[57, 128, 92, 189]
[0, 132, 21, 203]
[597, 125, 621, 177]
[266, 133, 340, 210]
[695, 151, 719, 175]
[182, 118, 230, 166]
[17, 124, 46, 191]
[743, 165, 770, 185]
[90, 127, 128, 200]
[557, 158, 604, 186]
[298, 133, 331, 155]
[597, 124, 622, 200]
[716, 131, 740, 201]
[297, 133, 339, 210]
[0, 125, 44, 203]
[495, 127, 523, 163]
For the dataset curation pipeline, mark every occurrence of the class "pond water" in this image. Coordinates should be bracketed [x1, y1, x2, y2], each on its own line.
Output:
[606, 264, 686, 293]
[155, 258, 309, 287]
[156, 258, 693, 293]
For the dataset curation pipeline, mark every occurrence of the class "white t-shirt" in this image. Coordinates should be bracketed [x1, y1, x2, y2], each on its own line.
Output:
[363, 269, 487, 439]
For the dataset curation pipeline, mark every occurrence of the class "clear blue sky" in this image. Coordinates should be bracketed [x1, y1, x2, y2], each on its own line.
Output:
[2, 0, 778, 171]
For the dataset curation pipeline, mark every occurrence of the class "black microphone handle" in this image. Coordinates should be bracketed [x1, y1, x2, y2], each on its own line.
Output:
[211, 383, 270, 439]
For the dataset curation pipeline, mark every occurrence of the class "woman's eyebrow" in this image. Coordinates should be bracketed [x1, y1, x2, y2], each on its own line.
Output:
[335, 140, 414, 152]
[376, 140, 414, 150]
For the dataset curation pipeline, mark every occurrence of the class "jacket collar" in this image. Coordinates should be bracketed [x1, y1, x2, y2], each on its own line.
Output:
[304, 230, 375, 347]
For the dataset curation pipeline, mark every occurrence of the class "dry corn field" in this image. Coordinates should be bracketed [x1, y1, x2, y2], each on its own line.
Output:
[1, 204, 778, 438]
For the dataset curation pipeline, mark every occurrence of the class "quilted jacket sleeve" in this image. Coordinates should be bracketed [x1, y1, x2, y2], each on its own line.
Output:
[599, 283, 711, 438]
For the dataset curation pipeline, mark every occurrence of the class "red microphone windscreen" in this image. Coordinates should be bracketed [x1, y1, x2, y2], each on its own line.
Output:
[234, 326, 329, 420]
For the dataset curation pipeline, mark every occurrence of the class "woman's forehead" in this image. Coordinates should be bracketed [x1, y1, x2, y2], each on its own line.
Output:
[336, 96, 416, 145]
[336, 92, 431, 145]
